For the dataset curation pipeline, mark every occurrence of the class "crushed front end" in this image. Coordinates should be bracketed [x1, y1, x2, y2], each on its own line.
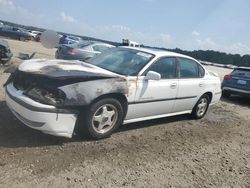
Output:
[5, 70, 78, 138]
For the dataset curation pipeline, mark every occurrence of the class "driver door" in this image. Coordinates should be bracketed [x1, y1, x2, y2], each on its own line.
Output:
[126, 57, 179, 120]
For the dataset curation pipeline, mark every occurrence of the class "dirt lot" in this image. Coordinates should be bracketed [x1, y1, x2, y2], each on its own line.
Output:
[0, 39, 249, 188]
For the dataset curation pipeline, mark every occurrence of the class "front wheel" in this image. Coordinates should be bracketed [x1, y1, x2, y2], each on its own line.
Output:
[191, 94, 209, 119]
[80, 98, 124, 139]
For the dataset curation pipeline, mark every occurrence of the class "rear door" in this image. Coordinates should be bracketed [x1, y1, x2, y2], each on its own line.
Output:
[173, 58, 206, 112]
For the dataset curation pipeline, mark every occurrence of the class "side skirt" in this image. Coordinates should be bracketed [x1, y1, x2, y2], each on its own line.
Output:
[123, 110, 192, 124]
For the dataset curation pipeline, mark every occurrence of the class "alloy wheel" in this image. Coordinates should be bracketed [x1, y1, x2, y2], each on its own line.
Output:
[92, 104, 118, 134]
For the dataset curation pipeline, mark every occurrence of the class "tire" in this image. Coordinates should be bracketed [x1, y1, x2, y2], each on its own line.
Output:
[222, 90, 231, 98]
[19, 36, 25, 41]
[191, 94, 210, 119]
[79, 98, 124, 139]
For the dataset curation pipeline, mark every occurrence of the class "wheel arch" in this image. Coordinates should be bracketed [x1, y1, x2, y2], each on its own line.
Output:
[191, 91, 213, 111]
[203, 91, 213, 103]
[90, 93, 128, 118]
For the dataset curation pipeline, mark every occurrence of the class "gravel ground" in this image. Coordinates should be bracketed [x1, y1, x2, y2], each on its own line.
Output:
[0, 38, 249, 188]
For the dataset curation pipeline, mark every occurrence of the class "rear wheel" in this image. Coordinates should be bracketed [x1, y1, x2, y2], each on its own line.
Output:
[191, 94, 209, 119]
[80, 98, 124, 139]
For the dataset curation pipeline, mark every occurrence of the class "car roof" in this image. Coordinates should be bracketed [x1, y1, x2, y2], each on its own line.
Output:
[120, 46, 197, 61]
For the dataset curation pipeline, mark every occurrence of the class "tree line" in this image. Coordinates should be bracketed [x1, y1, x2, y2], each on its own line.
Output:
[166, 48, 250, 67]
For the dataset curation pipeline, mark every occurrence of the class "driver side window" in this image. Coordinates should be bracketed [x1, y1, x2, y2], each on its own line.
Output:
[147, 57, 177, 79]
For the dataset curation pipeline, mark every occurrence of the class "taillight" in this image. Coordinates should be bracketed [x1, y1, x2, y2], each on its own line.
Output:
[224, 74, 232, 80]
[67, 49, 80, 54]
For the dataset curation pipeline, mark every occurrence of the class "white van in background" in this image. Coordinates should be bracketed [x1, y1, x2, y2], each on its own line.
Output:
[122, 39, 140, 47]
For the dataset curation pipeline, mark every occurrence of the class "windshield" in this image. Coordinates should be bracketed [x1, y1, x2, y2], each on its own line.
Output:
[88, 48, 154, 76]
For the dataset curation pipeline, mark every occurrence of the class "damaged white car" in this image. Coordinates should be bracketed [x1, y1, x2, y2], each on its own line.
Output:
[5, 47, 221, 139]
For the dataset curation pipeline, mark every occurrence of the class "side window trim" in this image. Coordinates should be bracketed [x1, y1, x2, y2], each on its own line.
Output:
[141, 56, 178, 79]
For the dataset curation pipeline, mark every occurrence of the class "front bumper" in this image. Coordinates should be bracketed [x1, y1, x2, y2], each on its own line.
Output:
[5, 83, 78, 138]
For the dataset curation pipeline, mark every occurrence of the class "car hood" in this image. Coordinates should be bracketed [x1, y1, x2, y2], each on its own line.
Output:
[18, 59, 120, 79]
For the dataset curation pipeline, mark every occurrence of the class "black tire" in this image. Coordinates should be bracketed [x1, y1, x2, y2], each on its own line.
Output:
[222, 90, 231, 98]
[191, 94, 210, 119]
[79, 98, 124, 139]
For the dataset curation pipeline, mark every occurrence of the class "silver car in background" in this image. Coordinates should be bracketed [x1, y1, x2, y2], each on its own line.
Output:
[55, 41, 114, 61]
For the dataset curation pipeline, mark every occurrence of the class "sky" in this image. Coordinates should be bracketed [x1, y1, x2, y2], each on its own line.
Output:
[0, 0, 250, 55]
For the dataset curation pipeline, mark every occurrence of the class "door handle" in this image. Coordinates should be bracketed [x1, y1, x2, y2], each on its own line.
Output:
[170, 83, 177, 89]
[199, 82, 204, 87]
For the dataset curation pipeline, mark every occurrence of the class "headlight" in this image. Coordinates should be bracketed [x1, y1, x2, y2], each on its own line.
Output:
[25, 87, 66, 106]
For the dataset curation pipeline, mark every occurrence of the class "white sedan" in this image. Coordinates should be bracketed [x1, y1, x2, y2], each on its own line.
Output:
[5, 47, 221, 139]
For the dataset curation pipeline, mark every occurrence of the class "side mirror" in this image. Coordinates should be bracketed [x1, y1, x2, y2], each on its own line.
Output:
[145, 71, 161, 80]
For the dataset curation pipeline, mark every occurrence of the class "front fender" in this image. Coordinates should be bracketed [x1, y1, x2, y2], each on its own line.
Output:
[59, 78, 128, 106]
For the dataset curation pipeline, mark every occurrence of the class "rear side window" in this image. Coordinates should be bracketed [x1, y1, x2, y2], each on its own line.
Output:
[198, 64, 205, 77]
[178, 58, 204, 78]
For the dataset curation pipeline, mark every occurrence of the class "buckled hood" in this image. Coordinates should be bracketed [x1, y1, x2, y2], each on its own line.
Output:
[18, 59, 119, 79]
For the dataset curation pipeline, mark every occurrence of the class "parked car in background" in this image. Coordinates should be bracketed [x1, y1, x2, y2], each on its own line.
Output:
[28, 30, 41, 40]
[5, 47, 221, 139]
[0, 39, 12, 65]
[122, 39, 140, 47]
[222, 67, 250, 97]
[34, 33, 42, 42]
[59, 35, 82, 45]
[0, 26, 31, 41]
[55, 41, 114, 61]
